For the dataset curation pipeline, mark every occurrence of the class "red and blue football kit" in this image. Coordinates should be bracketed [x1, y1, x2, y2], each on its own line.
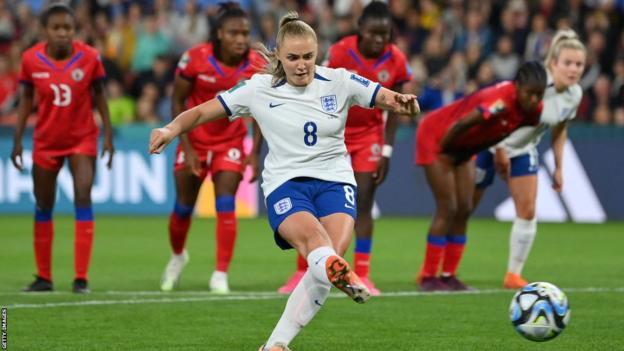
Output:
[19, 41, 106, 170]
[174, 44, 264, 178]
[415, 81, 543, 165]
[326, 35, 412, 172]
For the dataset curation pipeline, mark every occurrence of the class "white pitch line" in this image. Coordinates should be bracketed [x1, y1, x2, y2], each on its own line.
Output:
[2, 287, 623, 310]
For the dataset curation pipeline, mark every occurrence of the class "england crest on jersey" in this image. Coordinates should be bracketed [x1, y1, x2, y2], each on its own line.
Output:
[321, 95, 337, 113]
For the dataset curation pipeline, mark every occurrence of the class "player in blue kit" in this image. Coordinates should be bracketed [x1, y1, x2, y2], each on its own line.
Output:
[149, 12, 419, 351]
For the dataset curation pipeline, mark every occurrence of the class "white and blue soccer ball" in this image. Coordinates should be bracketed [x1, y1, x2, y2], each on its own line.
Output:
[509, 282, 570, 342]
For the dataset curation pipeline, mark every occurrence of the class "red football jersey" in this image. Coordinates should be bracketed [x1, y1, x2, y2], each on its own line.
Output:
[326, 35, 412, 139]
[176, 43, 265, 150]
[19, 41, 105, 150]
[422, 81, 542, 156]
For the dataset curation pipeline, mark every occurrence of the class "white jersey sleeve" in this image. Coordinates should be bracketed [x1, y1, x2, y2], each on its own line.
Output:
[338, 68, 381, 109]
[216, 77, 257, 120]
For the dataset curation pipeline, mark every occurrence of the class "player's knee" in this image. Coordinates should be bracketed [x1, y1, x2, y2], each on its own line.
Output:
[455, 202, 474, 222]
[517, 204, 536, 220]
[436, 203, 458, 223]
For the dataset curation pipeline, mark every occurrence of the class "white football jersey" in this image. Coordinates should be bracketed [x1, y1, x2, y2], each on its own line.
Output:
[218, 65, 381, 197]
[496, 74, 583, 158]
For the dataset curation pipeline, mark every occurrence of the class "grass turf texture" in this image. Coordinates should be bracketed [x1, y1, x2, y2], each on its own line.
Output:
[1, 216, 622, 350]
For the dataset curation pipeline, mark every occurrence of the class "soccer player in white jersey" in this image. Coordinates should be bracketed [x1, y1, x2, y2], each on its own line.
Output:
[149, 12, 419, 351]
[470, 30, 586, 289]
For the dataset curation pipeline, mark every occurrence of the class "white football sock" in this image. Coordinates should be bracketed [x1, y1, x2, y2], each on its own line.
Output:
[264, 270, 331, 348]
[305, 246, 336, 284]
[507, 217, 537, 275]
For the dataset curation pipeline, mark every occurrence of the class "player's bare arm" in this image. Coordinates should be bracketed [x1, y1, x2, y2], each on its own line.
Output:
[439, 110, 485, 154]
[374, 87, 420, 116]
[551, 120, 568, 192]
[11, 84, 35, 172]
[93, 80, 115, 169]
[149, 98, 228, 154]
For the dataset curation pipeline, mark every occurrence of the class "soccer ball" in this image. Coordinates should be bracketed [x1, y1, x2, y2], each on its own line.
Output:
[509, 282, 570, 342]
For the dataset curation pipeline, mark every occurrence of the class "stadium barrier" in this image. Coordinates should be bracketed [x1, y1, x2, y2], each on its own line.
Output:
[0, 125, 622, 221]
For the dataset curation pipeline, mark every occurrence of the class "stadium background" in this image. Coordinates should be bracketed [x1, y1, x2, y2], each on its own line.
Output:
[0, 0, 623, 220]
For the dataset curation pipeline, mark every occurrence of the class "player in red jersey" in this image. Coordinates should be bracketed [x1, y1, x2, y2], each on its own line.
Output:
[277, 1, 412, 296]
[415, 62, 547, 291]
[11, 4, 114, 293]
[160, 2, 264, 293]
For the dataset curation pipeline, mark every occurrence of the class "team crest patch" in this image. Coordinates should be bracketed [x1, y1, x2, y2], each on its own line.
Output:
[274, 197, 292, 215]
[227, 148, 242, 162]
[320, 95, 337, 113]
[488, 99, 506, 115]
[178, 52, 190, 69]
[377, 70, 389, 82]
[71, 68, 84, 82]
[350, 74, 370, 87]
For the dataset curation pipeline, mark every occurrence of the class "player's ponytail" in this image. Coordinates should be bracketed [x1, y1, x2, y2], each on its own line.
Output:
[256, 12, 318, 86]
[544, 29, 586, 69]
[209, 2, 248, 58]
[515, 61, 547, 89]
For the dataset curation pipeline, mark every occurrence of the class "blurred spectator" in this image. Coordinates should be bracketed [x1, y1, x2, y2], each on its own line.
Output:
[524, 14, 552, 62]
[107, 79, 136, 127]
[454, 9, 492, 57]
[592, 104, 612, 125]
[0, 54, 17, 115]
[170, 0, 209, 56]
[131, 13, 170, 73]
[614, 107, 624, 127]
[491, 35, 520, 80]
[135, 82, 160, 125]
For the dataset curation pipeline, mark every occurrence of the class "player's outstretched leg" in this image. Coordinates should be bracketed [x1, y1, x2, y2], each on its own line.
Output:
[277, 254, 307, 294]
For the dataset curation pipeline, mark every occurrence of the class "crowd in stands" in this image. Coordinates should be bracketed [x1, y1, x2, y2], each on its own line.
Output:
[1, 0, 623, 127]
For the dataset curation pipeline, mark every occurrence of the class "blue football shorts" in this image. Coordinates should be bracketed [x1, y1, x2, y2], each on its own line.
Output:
[475, 150, 539, 189]
[265, 177, 357, 250]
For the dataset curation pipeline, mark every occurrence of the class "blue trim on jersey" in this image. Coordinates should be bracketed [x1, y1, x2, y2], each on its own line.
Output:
[36, 52, 57, 71]
[369, 83, 381, 108]
[234, 59, 250, 75]
[372, 50, 392, 69]
[347, 49, 365, 69]
[215, 195, 236, 212]
[446, 234, 466, 245]
[427, 234, 447, 247]
[208, 55, 226, 77]
[217, 95, 232, 116]
[75, 207, 94, 221]
[63, 52, 83, 71]
[314, 72, 330, 81]
[35, 208, 52, 222]
[173, 201, 194, 218]
[273, 79, 287, 87]
[355, 238, 372, 253]
[266, 178, 357, 250]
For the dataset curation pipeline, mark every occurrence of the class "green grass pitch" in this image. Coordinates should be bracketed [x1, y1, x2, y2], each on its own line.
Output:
[1, 216, 623, 350]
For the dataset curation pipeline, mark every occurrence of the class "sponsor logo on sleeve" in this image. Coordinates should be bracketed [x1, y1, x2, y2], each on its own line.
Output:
[350, 74, 370, 87]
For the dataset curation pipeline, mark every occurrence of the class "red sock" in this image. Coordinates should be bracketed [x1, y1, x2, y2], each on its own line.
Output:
[442, 235, 466, 276]
[169, 212, 191, 255]
[74, 220, 94, 280]
[215, 211, 236, 272]
[421, 235, 447, 278]
[354, 252, 371, 278]
[34, 220, 53, 281]
[297, 253, 308, 271]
